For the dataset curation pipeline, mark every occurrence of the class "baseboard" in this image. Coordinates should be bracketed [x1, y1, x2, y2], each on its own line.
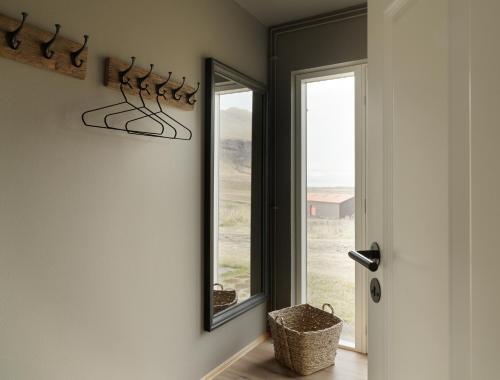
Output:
[201, 333, 269, 380]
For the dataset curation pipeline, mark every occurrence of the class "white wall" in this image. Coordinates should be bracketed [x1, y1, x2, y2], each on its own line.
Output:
[0, 1, 267, 379]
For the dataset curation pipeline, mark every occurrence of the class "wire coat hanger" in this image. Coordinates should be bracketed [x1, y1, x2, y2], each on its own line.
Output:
[123, 71, 193, 140]
[82, 57, 139, 130]
[123, 65, 178, 138]
[102, 62, 166, 135]
[82, 57, 195, 141]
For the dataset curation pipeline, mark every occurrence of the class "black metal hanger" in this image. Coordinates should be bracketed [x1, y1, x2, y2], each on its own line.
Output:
[102, 83, 165, 135]
[123, 71, 193, 140]
[82, 57, 162, 135]
[82, 57, 193, 141]
[82, 56, 137, 130]
[102, 62, 165, 135]
[154, 88, 193, 140]
[122, 65, 178, 138]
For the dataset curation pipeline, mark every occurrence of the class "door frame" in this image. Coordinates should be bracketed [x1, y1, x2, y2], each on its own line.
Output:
[291, 60, 368, 353]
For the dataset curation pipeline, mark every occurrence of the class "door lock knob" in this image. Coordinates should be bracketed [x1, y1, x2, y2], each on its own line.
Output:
[370, 278, 381, 303]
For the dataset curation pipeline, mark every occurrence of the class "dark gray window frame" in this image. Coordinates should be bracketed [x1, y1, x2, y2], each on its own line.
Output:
[268, 4, 368, 310]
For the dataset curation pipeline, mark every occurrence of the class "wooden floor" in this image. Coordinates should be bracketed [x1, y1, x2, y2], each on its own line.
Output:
[214, 340, 367, 380]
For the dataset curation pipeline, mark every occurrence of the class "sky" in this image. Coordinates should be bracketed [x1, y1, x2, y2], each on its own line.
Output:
[306, 75, 355, 188]
[219, 90, 253, 111]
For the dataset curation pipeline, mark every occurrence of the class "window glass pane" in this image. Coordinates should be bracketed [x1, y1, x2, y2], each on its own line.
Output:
[306, 74, 356, 345]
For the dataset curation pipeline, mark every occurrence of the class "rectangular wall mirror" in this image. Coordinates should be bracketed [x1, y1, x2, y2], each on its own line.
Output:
[204, 58, 268, 331]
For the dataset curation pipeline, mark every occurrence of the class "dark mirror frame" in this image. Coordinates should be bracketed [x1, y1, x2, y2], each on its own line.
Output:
[204, 58, 269, 331]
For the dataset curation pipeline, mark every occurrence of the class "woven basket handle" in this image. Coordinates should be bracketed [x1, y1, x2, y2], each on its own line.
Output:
[322, 303, 335, 315]
[213, 283, 223, 290]
[274, 315, 285, 326]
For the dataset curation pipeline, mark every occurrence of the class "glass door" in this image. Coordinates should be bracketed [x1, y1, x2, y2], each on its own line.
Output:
[294, 64, 366, 352]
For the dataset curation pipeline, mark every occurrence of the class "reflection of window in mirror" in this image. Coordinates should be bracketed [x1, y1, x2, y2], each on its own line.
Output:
[213, 76, 253, 310]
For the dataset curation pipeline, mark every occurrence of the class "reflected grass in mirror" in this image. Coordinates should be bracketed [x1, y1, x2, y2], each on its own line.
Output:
[215, 79, 253, 309]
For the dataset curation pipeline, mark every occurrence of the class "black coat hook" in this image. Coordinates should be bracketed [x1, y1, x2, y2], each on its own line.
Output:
[172, 77, 186, 101]
[41, 23, 61, 59]
[6, 12, 28, 50]
[119, 56, 136, 88]
[186, 82, 200, 105]
[70, 34, 89, 67]
[156, 72, 172, 97]
[137, 64, 154, 95]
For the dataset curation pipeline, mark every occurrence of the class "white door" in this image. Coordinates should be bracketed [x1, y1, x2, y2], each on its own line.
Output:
[367, 0, 453, 379]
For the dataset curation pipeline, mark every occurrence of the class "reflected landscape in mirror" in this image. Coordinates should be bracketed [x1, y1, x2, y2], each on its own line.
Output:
[213, 73, 253, 314]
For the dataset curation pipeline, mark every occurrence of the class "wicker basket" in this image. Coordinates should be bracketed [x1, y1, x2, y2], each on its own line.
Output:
[213, 283, 238, 313]
[268, 303, 343, 376]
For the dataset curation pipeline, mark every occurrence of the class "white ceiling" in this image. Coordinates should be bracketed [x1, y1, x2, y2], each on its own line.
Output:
[234, 0, 365, 26]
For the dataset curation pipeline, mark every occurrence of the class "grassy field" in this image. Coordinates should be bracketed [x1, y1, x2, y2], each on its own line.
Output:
[217, 127, 252, 303]
[218, 201, 251, 302]
[306, 216, 355, 343]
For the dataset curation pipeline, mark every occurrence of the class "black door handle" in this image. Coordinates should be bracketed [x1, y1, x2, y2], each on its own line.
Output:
[348, 242, 381, 272]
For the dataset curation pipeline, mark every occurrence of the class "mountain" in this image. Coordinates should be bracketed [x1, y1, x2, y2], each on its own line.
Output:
[219, 107, 252, 141]
[219, 107, 252, 174]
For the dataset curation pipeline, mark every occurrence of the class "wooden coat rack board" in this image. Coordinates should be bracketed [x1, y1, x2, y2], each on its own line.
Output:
[104, 57, 198, 111]
[0, 12, 88, 79]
